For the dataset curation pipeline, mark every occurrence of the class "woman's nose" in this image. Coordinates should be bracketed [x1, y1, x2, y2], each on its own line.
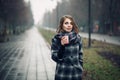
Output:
[68, 23, 71, 26]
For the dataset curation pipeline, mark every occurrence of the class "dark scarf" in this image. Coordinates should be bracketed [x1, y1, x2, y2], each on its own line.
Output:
[55, 31, 80, 44]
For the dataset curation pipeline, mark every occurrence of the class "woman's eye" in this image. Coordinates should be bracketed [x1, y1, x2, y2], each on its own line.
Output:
[70, 22, 73, 25]
[65, 22, 69, 24]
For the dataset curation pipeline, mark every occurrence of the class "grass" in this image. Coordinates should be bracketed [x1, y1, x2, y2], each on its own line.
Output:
[83, 48, 120, 80]
[38, 27, 56, 45]
[38, 27, 120, 80]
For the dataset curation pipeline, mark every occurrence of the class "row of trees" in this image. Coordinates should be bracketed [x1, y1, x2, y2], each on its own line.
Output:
[0, 0, 34, 41]
[42, 0, 120, 35]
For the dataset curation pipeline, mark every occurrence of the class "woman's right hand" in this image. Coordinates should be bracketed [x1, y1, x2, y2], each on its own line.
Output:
[61, 36, 69, 45]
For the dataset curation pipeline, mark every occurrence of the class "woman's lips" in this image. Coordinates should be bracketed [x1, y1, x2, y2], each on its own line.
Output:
[67, 28, 72, 30]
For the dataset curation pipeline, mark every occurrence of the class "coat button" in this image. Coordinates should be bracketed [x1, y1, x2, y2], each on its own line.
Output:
[71, 56, 73, 58]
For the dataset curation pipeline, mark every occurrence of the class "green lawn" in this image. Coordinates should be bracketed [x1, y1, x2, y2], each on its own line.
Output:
[38, 27, 120, 80]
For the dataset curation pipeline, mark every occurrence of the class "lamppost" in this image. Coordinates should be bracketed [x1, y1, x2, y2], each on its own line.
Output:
[88, 0, 91, 47]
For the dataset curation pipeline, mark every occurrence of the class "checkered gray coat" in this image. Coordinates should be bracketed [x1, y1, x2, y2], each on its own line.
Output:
[51, 32, 83, 80]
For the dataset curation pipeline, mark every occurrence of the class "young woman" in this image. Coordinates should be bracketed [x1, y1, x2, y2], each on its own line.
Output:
[51, 15, 83, 80]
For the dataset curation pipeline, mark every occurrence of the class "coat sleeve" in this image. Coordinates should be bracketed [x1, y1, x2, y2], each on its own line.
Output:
[51, 36, 64, 63]
[78, 36, 83, 66]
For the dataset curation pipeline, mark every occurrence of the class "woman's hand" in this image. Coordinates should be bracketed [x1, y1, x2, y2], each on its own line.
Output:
[61, 36, 69, 45]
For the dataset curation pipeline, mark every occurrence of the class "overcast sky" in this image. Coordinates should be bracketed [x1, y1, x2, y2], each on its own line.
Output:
[25, 0, 57, 24]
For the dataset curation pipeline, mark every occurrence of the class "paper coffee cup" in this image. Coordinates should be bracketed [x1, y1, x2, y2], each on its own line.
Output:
[64, 36, 69, 44]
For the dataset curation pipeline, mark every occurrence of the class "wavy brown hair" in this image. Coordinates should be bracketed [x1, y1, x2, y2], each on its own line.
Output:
[56, 15, 79, 34]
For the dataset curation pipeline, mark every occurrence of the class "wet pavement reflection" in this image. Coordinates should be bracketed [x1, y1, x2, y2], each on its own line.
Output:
[0, 27, 56, 80]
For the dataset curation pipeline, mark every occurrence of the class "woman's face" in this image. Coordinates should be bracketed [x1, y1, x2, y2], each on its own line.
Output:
[62, 18, 73, 32]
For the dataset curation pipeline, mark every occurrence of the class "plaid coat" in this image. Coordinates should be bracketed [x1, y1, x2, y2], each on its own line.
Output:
[51, 32, 83, 80]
